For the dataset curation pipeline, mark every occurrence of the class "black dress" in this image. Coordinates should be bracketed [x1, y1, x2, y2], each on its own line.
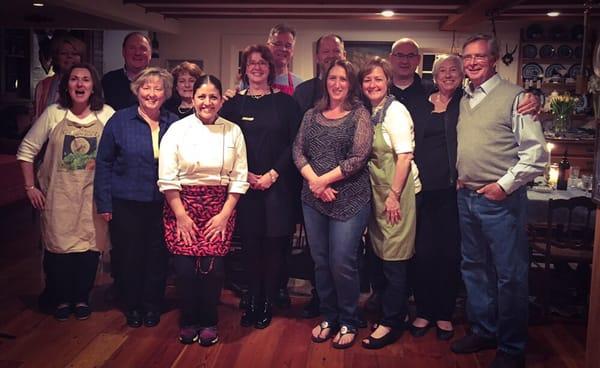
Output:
[219, 91, 301, 238]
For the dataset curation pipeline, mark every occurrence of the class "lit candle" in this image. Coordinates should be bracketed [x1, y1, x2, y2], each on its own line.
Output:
[548, 163, 559, 189]
[546, 142, 554, 166]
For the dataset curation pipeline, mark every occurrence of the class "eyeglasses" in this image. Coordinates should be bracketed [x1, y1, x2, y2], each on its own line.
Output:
[247, 60, 269, 68]
[462, 54, 489, 63]
[391, 52, 419, 60]
[269, 41, 294, 50]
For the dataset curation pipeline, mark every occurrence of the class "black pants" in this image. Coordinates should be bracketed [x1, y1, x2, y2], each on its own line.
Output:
[242, 234, 289, 301]
[110, 198, 168, 312]
[173, 255, 224, 327]
[413, 187, 461, 322]
[369, 254, 410, 328]
[43, 249, 99, 305]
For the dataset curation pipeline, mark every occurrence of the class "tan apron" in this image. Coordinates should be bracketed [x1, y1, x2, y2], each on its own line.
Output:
[367, 103, 416, 261]
[37, 111, 108, 254]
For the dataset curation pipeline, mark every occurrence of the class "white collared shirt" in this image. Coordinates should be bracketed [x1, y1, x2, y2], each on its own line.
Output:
[157, 114, 249, 194]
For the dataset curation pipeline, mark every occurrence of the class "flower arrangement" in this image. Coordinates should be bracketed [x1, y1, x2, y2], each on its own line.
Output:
[544, 91, 578, 116]
[543, 91, 578, 135]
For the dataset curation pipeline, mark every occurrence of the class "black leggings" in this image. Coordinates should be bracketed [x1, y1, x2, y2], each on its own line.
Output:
[173, 255, 224, 327]
[413, 188, 461, 322]
[43, 249, 99, 305]
[242, 234, 290, 301]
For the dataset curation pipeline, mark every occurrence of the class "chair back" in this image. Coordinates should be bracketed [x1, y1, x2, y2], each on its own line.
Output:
[546, 196, 595, 254]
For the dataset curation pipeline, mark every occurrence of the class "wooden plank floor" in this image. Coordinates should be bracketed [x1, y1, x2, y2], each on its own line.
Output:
[0, 202, 588, 368]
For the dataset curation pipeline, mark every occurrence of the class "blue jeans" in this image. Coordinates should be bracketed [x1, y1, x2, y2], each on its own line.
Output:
[302, 203, 370, 329]
[457, 187, 529, 354]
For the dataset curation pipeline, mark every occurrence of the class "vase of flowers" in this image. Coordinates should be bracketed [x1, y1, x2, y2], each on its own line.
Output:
[545, 92, 577, 136]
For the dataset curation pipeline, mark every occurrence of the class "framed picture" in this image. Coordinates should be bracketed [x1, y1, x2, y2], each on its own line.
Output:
[593, 120, 600, 204]
[345, 41, 393, 69]
[166, 59, 204, 71]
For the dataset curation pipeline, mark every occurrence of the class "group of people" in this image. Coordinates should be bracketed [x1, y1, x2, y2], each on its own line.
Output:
[16, 24, 547, 368]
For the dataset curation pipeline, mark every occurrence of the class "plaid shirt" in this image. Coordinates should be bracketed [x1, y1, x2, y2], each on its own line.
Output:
[94, 105, 178, 213]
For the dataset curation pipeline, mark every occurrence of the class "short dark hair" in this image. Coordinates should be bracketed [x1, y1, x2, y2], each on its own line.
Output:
[58, 63, 104, 111]
[193, 74, 223, 97]
[316, 34, 344, 54]
[122, 32, 151, 49]
[240, 44, 276, 86]
[462, 34, 499, 60]
[268, 24, 296, 40]
[315, 59, 362, 112]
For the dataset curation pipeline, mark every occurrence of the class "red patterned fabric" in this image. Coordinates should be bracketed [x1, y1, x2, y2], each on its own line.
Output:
[164, 185, 236, 257]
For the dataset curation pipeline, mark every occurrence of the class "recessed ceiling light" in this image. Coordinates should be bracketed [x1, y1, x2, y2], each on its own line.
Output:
[547, 11, 560, 17]
[32, 2, 44, 6]
[381, 10, 394, 17]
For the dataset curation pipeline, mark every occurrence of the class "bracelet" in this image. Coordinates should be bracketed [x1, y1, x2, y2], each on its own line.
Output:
[24, 185, 35, 191]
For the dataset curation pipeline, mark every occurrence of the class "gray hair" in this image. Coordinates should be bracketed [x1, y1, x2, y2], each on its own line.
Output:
[432, 54, 464, 79]
[391, 38, 420, 53]
[130, 67, 173, 100]
[462, 34, 500, 60]
[268, 24, 296, 40]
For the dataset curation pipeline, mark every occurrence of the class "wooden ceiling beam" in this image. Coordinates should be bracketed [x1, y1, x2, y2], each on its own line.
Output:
[439, 0, 525, 31]
[164, 13, 446, 20]
[144, 7, 456, 14]
[125, 0, 464, 5]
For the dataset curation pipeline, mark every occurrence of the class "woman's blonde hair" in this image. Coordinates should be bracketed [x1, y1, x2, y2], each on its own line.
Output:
[130, 67, 174, 100]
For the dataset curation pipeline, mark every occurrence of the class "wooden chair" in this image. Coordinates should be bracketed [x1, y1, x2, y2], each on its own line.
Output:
[529, 196, 595, 319]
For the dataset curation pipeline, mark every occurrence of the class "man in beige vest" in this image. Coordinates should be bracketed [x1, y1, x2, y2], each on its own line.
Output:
[452, 34, 547, 368]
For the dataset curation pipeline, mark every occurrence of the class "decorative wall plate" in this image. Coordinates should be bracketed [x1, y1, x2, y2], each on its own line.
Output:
[557, 45, 573, 58]
[522, 63, 543, 79]
[522, 44, 537, 59]
[544, 63, 566, 78]
[539, 44, 555, 58]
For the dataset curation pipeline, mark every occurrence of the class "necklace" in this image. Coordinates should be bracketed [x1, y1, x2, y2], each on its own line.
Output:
[177, 105, 193, 114]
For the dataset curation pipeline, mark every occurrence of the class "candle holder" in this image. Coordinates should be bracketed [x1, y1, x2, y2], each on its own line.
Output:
[548, 163, 559, 189]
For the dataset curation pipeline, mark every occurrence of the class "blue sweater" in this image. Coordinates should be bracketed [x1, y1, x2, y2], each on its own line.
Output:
[94, 105, 178, 213]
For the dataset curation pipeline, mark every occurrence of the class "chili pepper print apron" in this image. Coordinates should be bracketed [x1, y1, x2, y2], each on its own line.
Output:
[272, 72, 295, 96]
[367, 104, 416, 261]
[37, 111, 109, 254]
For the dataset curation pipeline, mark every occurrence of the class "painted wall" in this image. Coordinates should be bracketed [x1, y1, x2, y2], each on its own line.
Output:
[153, 18, 525, 89]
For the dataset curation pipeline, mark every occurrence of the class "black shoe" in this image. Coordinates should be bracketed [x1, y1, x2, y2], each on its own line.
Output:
[490, 350, 525, 368]
[274, 288, 291, 309]
[301, 290, 320, 319]
[74, 304, 91, 320]
[361, 327, 401, 349]
[239, 292, 250, 310]
[143, 311, 160, 327]
[254, 301, 272, 329]
[54, 304, 71, 321]
[240, 299, 257, 327]
[409, 321, 433, 337]
[450, 334, 497, 354]
[126, 310, 143, 328]
[436, 326, 455, 341]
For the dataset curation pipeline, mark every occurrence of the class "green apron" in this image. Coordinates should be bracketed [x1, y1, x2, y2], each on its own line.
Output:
[367, 101, 416, 261]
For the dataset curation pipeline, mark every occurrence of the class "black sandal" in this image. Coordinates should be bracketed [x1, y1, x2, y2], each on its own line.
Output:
[311, 321, 338, 343]
[362, 326, 400, 349]
[332, 325, 357, 349]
